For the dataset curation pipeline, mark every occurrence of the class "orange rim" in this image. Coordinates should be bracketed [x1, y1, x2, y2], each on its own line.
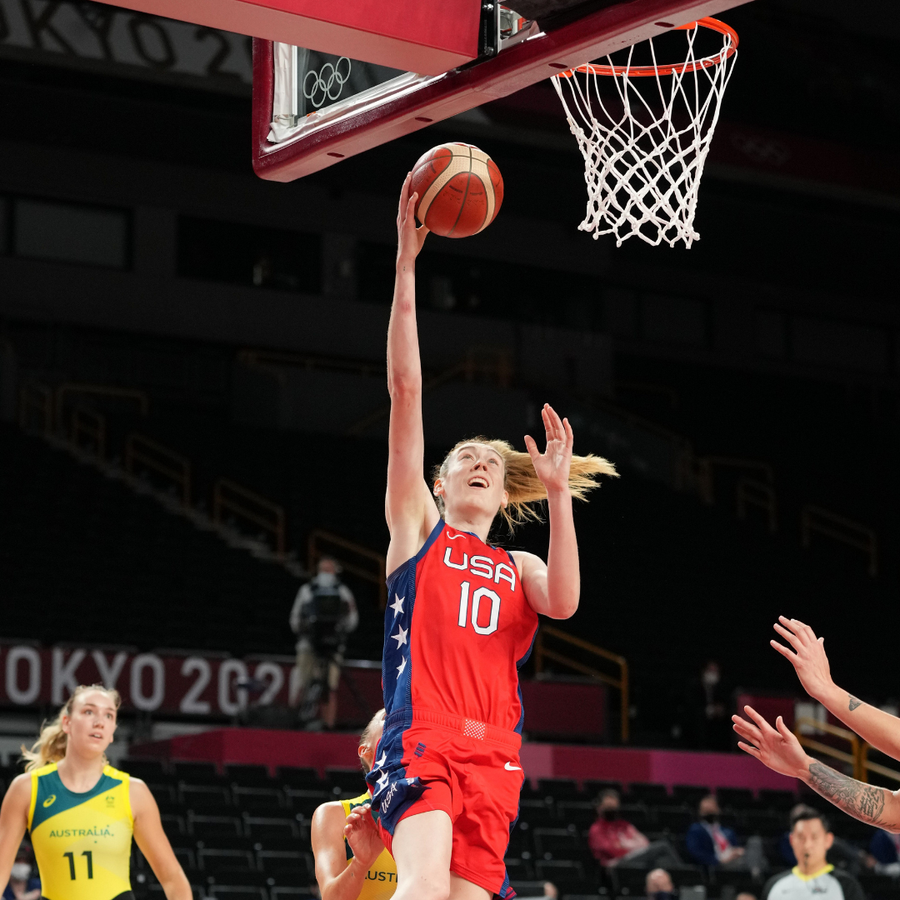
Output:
[556, 17, 738, 78]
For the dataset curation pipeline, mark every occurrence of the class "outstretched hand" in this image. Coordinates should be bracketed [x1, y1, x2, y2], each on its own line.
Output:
[343, 804, 384, 871]
[732, 705, 810, 780]
[397, 172, 428, 262]
[771, 616, 834, 701]
[524, 404, 573, 494]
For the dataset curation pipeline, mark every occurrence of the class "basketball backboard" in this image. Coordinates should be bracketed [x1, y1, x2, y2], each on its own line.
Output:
[252, 0, 753, 183]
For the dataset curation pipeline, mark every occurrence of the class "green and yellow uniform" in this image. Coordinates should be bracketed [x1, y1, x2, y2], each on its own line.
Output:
[341, 793, 398, 900]
[27, 762, 135, 900]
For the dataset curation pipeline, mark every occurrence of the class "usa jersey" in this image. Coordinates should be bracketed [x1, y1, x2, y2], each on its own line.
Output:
[382, 519, 539, 734]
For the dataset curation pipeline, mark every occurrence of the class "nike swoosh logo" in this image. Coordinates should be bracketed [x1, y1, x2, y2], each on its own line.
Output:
[504, 762, 522, 771]
[447, 533, 464, 540]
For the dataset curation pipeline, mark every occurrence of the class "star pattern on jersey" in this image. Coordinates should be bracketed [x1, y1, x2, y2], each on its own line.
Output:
[376, 771, 390, 790]
[375, 751, 387, 769]
[396, 656, 407, 676]
[391, 625, 408, 648]
[389, 594, 404, 617]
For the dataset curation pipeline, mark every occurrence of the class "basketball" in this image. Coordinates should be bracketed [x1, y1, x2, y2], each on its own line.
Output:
[410, 142, 504, 238]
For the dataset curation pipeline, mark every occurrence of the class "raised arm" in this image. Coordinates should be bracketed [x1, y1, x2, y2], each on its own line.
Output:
[733, 706, 900, 833]
[513, 405, 580, 619]
[312, 802, 384, 900]
[385, 174, 439, 574]
[131, 779, 192, 900]
[0, 775, 30, 890]
[772, 617, 900, 762]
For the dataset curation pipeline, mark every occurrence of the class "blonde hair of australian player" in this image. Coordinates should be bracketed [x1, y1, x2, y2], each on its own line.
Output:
[21, 684, 121, 772]
[433, 437, 617, 532]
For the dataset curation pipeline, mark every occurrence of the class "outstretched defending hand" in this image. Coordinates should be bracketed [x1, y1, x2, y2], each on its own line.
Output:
[771, 616, 834, 702]
[732, 705, 810, 780]
[524, 403, 573, 494]
[397, 172, 429, 263]
[343, 804, 384, 871]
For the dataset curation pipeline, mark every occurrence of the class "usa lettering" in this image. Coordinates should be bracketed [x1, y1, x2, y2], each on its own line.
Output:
[443, 549, 516, 591]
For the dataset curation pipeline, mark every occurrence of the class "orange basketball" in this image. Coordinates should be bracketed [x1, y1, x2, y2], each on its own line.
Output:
[410, 143, 504, 238]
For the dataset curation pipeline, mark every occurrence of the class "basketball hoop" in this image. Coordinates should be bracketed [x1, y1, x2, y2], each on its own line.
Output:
[551, 18, 738, 249]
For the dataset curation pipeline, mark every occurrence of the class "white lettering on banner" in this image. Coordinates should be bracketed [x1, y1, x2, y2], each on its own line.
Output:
[0, 0, 252, 90]
[180, 657, 212, 715]
[130, 654, 165, 711]
[91, 650, 128, 689]
[218, 659, 248, 716]
[52, 648, 86, 704]
[5, 646, 41, 705]
[254, 662, 284, 706]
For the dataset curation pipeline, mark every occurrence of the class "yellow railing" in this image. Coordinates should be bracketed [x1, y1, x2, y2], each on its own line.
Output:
[860, 745, 900, 785]
[70, 407, 107, 459]
[213, 478, 286, 558]
[307, 529, 387, 611]
[534, 624, 629, 743]
[18, 383, 53, 435]
[801, 505, 877, 577]
[737, 476, 778, 533]
[55, 383, 149, 428]
[695, 456, 774, 506]
[794, 716, 861, 779]
[125, 433, 192, 507]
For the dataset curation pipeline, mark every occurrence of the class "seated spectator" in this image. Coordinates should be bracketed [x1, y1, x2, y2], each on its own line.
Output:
[589, 789, 682, 870]
[2, 844, 41, 900]
[761, 807, 864, 900]
[869, 828, 900, 877]
[686, 794, 766, 876]
[645, 868, 676, 900]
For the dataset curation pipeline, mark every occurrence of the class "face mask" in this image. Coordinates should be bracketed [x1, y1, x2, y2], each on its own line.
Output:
[11, 863, 31, 880]
[603, 809, 618, 821]
[316, 572, 337, 588]
[702, 813, 718, 824]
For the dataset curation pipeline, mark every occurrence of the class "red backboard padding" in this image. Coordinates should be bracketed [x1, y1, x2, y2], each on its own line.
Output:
[90, 0, 480, 74]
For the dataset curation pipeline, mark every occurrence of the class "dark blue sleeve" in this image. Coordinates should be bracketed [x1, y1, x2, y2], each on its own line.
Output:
[686, 823, 718, 867]
[869, 830, 898, 864]
[779, 832, 797, 865]
[725, 827, 740, 848]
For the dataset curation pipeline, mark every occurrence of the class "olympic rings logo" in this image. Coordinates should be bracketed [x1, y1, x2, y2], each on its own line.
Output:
[303, 57, 352, 109]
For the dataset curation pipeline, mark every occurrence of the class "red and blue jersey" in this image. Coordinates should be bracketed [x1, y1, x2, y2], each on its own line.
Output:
[381, 519, 539, 734]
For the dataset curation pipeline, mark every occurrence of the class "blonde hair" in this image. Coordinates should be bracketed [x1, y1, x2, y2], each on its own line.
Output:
[21, 684, 121, 772]
[433, 437, 618, 532]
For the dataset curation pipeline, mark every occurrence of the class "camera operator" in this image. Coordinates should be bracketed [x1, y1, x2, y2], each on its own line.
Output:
[290, 556, 358, 729]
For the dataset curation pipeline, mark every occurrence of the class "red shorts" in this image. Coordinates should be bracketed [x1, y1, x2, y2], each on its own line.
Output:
[372, 710, 523, 897]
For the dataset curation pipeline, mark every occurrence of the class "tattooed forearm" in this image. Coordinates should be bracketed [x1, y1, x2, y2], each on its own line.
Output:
[807, 762, 890, 826]
[848, 695, 862, 711]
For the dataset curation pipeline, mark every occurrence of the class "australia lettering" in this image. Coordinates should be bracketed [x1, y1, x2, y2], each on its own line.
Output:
[443, 549, 516, 591]
[49, 827, 113, 838]
[366, 871, 399, 882]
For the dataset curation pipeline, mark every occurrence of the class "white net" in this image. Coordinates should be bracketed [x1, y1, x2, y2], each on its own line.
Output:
[551, 21, 737, 249]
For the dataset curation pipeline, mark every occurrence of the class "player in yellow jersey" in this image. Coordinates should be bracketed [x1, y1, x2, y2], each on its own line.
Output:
[312, 709, 397, 900]
[0, 684, 191, 900]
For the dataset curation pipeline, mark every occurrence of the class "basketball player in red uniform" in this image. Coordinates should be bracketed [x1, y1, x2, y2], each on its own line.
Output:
[364, 175, 616, 900]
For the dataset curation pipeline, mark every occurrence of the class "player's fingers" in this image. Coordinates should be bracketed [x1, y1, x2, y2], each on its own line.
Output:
[736, 741, 761, 760]
[770, 639, 798, 660]
[563, 417, 574, 448]
[743, 705, 777, 736]
[731, 718, 761, 744]
[774, 716, 795, 742]
[773, 622, 804, 649]
[524, 434, 540, 460]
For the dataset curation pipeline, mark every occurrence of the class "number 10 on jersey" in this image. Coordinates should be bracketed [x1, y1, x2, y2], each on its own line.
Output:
[457, 581, 501, 635]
